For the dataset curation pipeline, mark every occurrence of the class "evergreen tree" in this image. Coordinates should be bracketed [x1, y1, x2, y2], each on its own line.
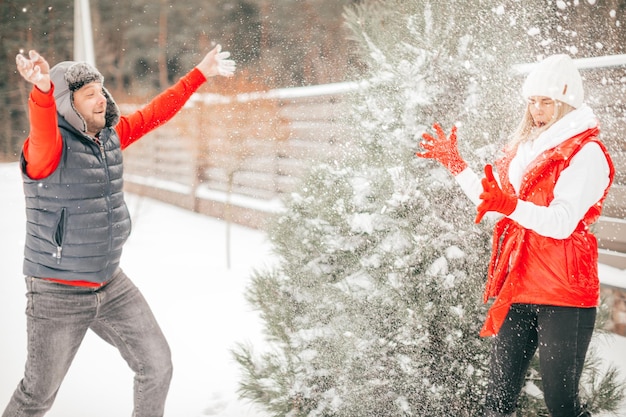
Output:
[234, 1, 624, 416]
[234, 2, 506, 416]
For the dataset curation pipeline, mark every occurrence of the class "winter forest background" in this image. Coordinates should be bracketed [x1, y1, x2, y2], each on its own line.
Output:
[2, 0, 626, 159]
[2, 1, 626, 417]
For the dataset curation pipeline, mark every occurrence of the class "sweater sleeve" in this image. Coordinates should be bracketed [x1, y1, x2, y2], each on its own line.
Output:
[115, 68, 207, 149]
[508, 142, 611, 239]
[454, 166, 483, 207]
[22, 85, 63, 180]
[454, 166, 512, 223]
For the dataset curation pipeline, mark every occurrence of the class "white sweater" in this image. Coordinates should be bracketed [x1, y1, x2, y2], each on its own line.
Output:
[455, 104, 611, 239]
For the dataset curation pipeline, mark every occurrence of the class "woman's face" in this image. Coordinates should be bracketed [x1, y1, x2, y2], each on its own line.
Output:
[527, 96, 555, 128]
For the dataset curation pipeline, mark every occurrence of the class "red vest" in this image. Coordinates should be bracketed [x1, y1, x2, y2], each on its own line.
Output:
[480, 127, 614, 337]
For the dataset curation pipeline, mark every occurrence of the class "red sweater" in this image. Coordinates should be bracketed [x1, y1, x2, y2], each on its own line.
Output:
[23, 68, 207, 286]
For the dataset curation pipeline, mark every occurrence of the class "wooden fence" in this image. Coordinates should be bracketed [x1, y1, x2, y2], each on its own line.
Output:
[122, 82, 358, 229]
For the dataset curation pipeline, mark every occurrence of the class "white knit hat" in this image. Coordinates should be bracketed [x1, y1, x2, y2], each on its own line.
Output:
[522, 54, 584, 108]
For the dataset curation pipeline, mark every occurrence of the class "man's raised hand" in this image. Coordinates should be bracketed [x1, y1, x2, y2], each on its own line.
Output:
[16, 50, 51, 93]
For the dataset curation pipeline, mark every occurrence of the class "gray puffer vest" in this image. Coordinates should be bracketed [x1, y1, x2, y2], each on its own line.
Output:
[21, 110, 130, 284]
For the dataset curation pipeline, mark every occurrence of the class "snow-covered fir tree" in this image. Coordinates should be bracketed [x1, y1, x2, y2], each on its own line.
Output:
[234, 1, 624, 416]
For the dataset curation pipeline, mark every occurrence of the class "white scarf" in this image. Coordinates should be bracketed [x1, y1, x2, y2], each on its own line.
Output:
[508, 104, 598, 192]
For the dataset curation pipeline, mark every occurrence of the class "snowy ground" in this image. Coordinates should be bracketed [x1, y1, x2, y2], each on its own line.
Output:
[0, 162, 271, 417]
[1, 161, 626, 416]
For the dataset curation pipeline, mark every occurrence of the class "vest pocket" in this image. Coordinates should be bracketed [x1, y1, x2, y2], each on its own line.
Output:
[52, 208, 67, 264]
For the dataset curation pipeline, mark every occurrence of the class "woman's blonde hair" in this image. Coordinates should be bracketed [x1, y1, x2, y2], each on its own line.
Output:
[507, 100, 575, 149]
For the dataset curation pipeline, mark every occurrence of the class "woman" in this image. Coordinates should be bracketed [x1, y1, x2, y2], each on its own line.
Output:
[417, 54, 614, 417]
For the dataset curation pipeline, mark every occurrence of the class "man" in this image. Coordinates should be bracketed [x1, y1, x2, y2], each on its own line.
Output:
[7, 45, 235, 417]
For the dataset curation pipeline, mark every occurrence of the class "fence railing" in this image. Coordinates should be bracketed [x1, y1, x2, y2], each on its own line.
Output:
[122, 81, 358, 228]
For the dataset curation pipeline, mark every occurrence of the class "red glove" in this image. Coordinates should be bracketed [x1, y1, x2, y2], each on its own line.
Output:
[475, 164, 517, 223]
[417, 123, 468, 176]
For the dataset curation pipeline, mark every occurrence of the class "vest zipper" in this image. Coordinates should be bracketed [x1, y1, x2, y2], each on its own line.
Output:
[94, 135, 114, 265]
[94, 137, 106, 161]
[53, 207, 67, 264]
[55, 246, 62, 264]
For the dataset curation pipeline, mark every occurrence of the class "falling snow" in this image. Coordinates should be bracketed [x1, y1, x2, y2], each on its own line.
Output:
[4, 1, 626, 416]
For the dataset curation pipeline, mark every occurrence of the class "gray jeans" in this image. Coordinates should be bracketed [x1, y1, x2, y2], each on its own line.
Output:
[2, 269, 172, 417]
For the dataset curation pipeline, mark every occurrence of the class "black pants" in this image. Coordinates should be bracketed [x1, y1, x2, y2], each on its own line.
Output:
[484, 303, 596, 417]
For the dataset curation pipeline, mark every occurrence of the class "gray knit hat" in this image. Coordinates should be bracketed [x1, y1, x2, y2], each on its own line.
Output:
[50, 61, 120, 133]
[65, 62, 104, 92]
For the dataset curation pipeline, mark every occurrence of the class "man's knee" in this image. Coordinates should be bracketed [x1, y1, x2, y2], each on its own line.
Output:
[142, 339, 173, 384]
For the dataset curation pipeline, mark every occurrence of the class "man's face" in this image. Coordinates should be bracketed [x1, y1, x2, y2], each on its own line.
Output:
[72, 81, 107, 136]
